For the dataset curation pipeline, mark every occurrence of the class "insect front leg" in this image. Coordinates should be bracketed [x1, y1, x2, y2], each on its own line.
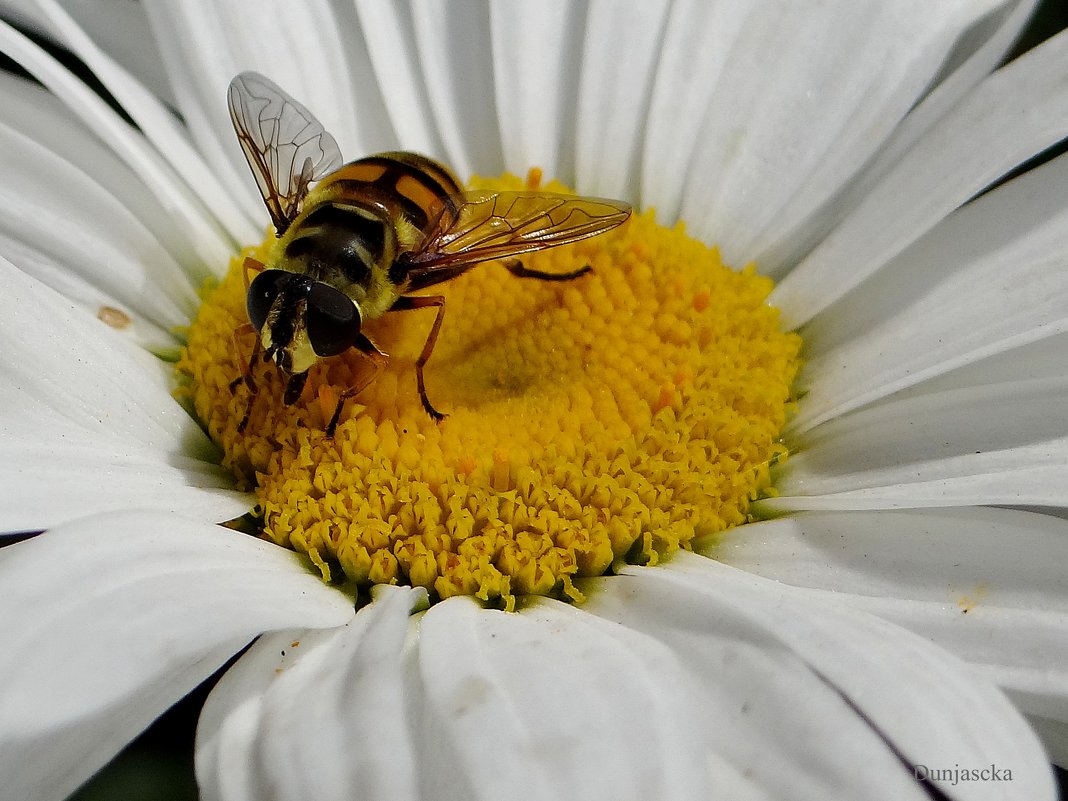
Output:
[502, 258, 591, 282]
[325, 334, 388, 438]
[229, 322, 262, 433]
[242, 256, 266, 291]
[389, 295, 447, 421]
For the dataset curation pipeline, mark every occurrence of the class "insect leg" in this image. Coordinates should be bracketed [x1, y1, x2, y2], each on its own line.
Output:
[228, 323, 262, 433]
[283, 371, 310, 405]
[242, 256, 266, 291]
[325, 334, 387, 438]
[389, 295, 447, 421]
[229, 323, 261, 395]
[225, 259, 270, 432]
[502, 258, 591, 282]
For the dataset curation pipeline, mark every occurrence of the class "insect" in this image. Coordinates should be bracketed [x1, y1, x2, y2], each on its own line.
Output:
[227, 71, 631, 436]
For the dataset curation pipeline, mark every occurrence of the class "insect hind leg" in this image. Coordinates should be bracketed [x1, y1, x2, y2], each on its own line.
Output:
[389, 295, 448, 421]
[502, 258, 591, 282]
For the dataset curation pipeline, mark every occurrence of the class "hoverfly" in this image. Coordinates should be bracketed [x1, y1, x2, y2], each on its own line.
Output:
[227, 71, 631, 436]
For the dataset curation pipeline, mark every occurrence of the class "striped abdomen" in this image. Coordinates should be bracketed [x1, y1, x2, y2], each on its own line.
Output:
[270, 152, 463, 318]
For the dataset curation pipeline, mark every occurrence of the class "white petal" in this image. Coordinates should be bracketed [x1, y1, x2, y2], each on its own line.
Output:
[0, 261, 249, 530]
[793, 147, 1068, 433]
[773, 0, 1038, 275]
[142, 0, 369, 230]
[0, 258, 186, 441]
[196, 586, 424, 801]
[0, 0, 175, 105]
[195, 557, 1054, 800]
[0, 17, 235, 268]
[856, 0, 1037, 142]
[416, 595, 712, 801]
[640, 0, 756, 221]
[650, 0, 1017, 269]
[490, 2, 584, 182]
[575, 0, 670, 200]
[0, 107, 199, 329]
[412, 0, 503, 179]
[773, 376, 1068, 509]
[0, 71, 213, 300]
[714, 509, 1068, 762]
[0, 511, 353, 801]
[592, 554, 1056, 799]
[26, 0, 260, 246]
[0, 230, 176, 353]
[862, 330, 1068, 402]
[353, 0, 442, 156]
[320, 1, 397, 153]
[751, 0, 1034, 275]
[772, 26, 1068, 327]
[759, 466, 1068, 512]
[2, 434, 248, 533]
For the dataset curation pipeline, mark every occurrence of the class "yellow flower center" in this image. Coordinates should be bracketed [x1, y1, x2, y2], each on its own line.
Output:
[178, 171, 801, 609]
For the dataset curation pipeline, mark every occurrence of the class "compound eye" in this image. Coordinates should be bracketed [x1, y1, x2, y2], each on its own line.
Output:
[307, 282, 361, 357]
[247, 270, 293, 331]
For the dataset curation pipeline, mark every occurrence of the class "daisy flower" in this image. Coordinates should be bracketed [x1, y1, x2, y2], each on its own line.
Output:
[1, 1, 1067, 800]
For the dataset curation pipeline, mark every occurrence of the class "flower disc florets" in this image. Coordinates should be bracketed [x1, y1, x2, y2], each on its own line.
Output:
[179, 171, 801, 609]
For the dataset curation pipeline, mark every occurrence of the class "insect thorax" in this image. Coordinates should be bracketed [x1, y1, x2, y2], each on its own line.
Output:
[269, 154, 464, 320]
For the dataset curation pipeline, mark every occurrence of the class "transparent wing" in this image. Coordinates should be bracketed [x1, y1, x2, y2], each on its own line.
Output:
[227, 71, 343, 234]
[403, 191, 631, 274]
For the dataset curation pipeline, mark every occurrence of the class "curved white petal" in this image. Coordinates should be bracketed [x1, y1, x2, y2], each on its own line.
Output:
[747, 0, 1038, 275]
[412, 0, 503, 180]
[192, 580, 1012, 801]
[196, 586, 424, 801]
[793, 147, 1068, 433]
[772, 26, 1068, 327]
[490, 1, 584, 183]
[201, 587, 715, 801]
[650, 0, 1018, 270]
[862, 330, 1068, 403]
[416, 595, 713, 801]
[575, 0, 670, 201]
[321, 0, 397, 154]
[774, 376, 1068, 509]
[0, 68, 192, 268]
[0, 0, 175, 105]
[26, 0, 259, 246]
[0, 257, 186, 442]
[0, 261, 249, 530]
[0, 109, 198, 330]
[0, 71, 219, 316]
[0, 232, 176, 352]
[204, 563, 1055, 800]
[590, 554, 1055, 799]
[0, 17, 235, 269]
[0, 511, 353, 801]
[759, 467, 1068, 512]
[2, 434, 248, 533]
[640, 0, 755, 221]
[755, 0, 1040, 275]
[142, 0, 369, 230]
[713, 509, 1068, 763]
[353, 0, 442, 156]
